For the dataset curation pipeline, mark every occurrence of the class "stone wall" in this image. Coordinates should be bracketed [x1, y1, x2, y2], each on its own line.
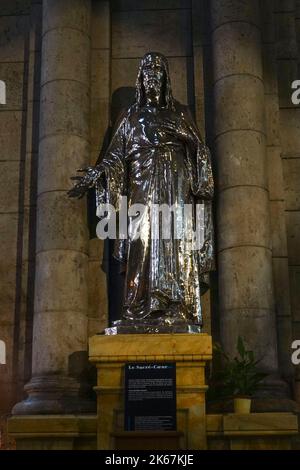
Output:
[0, 0, 41, 415]
[87, 1, 110, 337]
[275, 0, 300, 390]
[0, 0, 300, 418]
[262, 0, 293, 381]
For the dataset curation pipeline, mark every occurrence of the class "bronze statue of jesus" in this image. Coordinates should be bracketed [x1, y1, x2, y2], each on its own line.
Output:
[68, 52, 214, 334]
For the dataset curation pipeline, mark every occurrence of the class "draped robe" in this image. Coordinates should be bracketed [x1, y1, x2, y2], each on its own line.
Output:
[95, 103, 214, 327]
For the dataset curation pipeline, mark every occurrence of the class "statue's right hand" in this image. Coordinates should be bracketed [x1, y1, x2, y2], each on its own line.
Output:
[67, 165, 104, 199]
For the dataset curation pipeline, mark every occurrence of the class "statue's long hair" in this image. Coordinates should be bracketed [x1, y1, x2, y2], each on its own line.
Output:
[135, 52, 175, 110]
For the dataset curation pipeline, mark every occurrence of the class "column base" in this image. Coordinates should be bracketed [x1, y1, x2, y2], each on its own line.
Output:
[12, 375, 96, 415]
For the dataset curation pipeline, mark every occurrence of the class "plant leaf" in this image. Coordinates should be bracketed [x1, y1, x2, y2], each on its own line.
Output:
[237, 336, 246, 358]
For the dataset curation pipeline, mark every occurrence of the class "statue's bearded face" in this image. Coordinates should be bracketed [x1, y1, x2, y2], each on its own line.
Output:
[141, 58, 165, 100]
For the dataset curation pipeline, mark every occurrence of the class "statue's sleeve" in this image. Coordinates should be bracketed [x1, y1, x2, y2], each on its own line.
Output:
[95, 115, 127, 214]
[181, 108, 214, 200]
[181, 108, 215, 275]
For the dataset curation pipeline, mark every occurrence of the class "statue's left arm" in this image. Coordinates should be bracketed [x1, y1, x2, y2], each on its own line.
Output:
[68, 113, 127, 208]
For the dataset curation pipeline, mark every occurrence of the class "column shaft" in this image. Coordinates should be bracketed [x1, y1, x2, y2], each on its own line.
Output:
[211, 0, 279, 374]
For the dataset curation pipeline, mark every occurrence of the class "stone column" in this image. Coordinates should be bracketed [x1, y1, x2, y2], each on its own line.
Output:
[13, 0, 93, 414]
[211, 1, 280, 378]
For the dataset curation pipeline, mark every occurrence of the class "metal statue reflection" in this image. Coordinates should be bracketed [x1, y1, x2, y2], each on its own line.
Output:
[68, 52, 214, 334]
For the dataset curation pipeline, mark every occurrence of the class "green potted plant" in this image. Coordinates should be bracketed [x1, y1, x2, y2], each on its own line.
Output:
[209, 337, 266, 414]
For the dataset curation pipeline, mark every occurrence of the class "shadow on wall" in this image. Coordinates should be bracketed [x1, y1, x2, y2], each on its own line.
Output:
[88, 86, 136, 238]
[110, 86, 136, 125]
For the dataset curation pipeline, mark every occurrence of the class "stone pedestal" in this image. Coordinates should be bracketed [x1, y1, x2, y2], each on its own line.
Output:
[89, 333, 212, 450]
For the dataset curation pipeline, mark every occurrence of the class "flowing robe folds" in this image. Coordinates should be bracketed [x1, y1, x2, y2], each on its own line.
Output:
[95, 104, 214, 327]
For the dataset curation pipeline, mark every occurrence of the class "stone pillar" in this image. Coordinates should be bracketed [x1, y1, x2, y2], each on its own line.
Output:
[211, 1, 280, 378]
[13, 0, 93, 414]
